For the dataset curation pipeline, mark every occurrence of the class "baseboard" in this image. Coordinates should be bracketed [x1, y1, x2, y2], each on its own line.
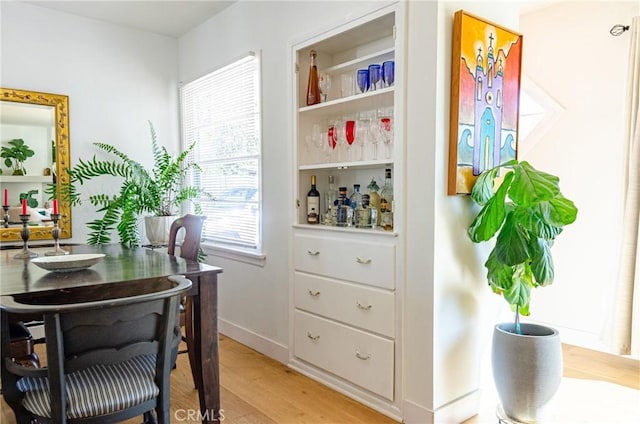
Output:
[403, 389, 480, 424]
[402, 399, 434, 424]
[218, 318, 289, 364]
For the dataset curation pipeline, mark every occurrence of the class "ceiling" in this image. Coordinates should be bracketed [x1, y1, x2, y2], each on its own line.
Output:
[23, 0, 235, 38]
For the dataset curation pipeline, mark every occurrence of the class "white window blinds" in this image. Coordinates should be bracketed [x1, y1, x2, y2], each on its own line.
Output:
[180, 53, 261, 249]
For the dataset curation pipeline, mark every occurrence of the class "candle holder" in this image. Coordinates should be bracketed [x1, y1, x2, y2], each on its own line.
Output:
[45, 213, 68, 256]
[2, 205, 9, 228]
[14, 214, 38, 259]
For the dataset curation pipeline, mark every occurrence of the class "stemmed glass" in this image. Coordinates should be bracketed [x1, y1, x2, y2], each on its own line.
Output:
[356, 69, 369, 94]
[366, 111, 382, 160]
[353, 115, 370, 162]
[378, 108, 394, 159]
[368, 64, 381, 91]
[338, 118, 356, 161]
[319, 73, 332, 102]
[326, 120, 339, 162]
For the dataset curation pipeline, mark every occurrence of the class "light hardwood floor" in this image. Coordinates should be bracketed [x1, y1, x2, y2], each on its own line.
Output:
[2, 335, 638, 423]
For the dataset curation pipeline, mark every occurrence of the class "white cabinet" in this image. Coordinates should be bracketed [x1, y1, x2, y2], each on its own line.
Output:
[290, 3, 404, 418]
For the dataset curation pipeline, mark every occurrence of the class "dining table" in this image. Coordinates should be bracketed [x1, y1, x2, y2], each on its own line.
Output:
[0, 243, 224, 423]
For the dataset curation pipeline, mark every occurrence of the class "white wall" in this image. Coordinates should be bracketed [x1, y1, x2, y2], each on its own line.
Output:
[0, 2, 180, 243]
[520, 1, 639, 352]
[403, 1, 520, 420]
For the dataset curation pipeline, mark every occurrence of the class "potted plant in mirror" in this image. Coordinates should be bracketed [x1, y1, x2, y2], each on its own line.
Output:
[1, 138, 35, 175]
[467, 160, 578, 423]
[65, 121, 207, 247]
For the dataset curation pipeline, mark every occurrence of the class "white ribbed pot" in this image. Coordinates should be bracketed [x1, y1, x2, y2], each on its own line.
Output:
[492, 323, 562, 423]
[144, 215, 176, 246]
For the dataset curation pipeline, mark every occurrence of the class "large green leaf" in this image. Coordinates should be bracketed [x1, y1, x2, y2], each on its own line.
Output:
[544, 195, 578, 226]
[468, 172, 514, 242]
[485, 249, 514, 293]
[502, 263, 532, 311]
[513, 206, 563, 240]
[509, 161, 559, 206]
[495, 210, 530, 265]
[529, 237, 554, 286]
[471, 166, 501, 205]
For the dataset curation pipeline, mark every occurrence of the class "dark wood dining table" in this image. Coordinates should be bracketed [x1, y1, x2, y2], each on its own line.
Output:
[0, 244, 223, 423]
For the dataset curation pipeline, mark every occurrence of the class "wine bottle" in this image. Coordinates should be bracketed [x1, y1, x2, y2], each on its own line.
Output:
[307, 175, 320, 224]
[306, 50, 320, 106]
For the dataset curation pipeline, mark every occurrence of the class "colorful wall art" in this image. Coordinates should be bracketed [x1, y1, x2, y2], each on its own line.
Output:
[448, 10, 523, 195]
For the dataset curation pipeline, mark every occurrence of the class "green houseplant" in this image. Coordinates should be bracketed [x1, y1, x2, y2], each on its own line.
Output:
[66, 121, 204, 247]
[467, 159, 578, 423]
[1, 138, 35, 175]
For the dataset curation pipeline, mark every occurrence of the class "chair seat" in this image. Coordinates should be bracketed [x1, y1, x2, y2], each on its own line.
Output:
[17, 354, 159, 419]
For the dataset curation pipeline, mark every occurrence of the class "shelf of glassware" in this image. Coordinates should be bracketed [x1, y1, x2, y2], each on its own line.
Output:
[298, 88, 394, 168]
[298, 86, 394, 119]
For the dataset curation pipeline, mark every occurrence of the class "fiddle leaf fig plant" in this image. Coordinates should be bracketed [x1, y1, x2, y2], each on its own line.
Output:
[1, 138, 35, 175]
[468, 160, 578, 322]
[65, 121, 206, 247]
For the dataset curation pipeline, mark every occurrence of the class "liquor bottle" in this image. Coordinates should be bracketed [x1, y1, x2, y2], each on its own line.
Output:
[349, 184, 362, 226]
[367, 178, 381, 228]
[307, 175, 320, 224]
[335, 186, 352, 227]
[355, 194, 371, 228]
[379, 168, 394, 231]
[306, 50, 320, 106]
[324, 175, 338, 226]
[324, 175, 338, 213]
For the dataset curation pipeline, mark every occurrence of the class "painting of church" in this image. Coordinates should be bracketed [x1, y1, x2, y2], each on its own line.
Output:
[448, 10, 522, 195]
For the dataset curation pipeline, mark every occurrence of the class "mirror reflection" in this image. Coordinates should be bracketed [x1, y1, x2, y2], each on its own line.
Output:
[0, 88, 71, 242]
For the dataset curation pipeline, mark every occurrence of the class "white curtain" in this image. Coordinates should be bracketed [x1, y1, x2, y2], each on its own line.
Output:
[606, 16, 640, 356]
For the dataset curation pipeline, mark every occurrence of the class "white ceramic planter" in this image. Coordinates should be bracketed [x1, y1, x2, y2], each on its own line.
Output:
[492, 322, 562, 423]
[144, 215, 176, 246]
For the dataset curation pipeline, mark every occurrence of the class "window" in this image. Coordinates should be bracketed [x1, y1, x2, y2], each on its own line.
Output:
[180, 53, 261, 251]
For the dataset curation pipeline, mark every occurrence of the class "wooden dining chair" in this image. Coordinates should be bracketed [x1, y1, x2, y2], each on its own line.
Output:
[0, 275, 192, 424]
[167, 214, 206, 389]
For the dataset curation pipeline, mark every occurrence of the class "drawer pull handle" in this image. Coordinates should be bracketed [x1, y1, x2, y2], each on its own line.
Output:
[307, 332, 320, 341]
[356, 257, 372, 264]
[307, 250, 320, 256]
[356, 301, 372, 310]
[308, 290, 321, 297]
[355, 350, 371, 360]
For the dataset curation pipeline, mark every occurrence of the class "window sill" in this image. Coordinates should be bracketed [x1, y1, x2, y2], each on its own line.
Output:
[202, 242, 266, 267]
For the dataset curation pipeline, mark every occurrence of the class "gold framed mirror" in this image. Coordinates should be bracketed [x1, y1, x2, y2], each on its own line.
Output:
[0, 88, 71, 242]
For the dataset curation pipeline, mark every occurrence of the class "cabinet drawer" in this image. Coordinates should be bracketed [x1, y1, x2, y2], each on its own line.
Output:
[294, 310, 394, 400]
[293, 234, 395, 289]
[294, 272, 395, 338]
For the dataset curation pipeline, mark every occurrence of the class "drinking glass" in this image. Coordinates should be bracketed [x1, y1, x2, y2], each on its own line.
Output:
[356, 69, 369, 94]
[382, 60, 395, 87]
[378, 107, 394, 159]
[368, 64, 381, 91]
[327, 121, 339, 162]
[337, 118, 356, 161]
[354, 113, 371, 161]
[319, 73, 332, 102]
[341, 73, 354, 97]
[366, 111, 381, 160]
[311, 123, 323, 162]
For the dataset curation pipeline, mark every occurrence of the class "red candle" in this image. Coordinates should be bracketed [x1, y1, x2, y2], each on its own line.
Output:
[3, 188, 7, 206]
[53, 199, 58, 215]
[21, 198, 27, 215]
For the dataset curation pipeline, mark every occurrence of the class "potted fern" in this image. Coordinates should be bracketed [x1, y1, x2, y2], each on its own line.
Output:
[467, 160, 578, 423]
[66, 121, 205, 247]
